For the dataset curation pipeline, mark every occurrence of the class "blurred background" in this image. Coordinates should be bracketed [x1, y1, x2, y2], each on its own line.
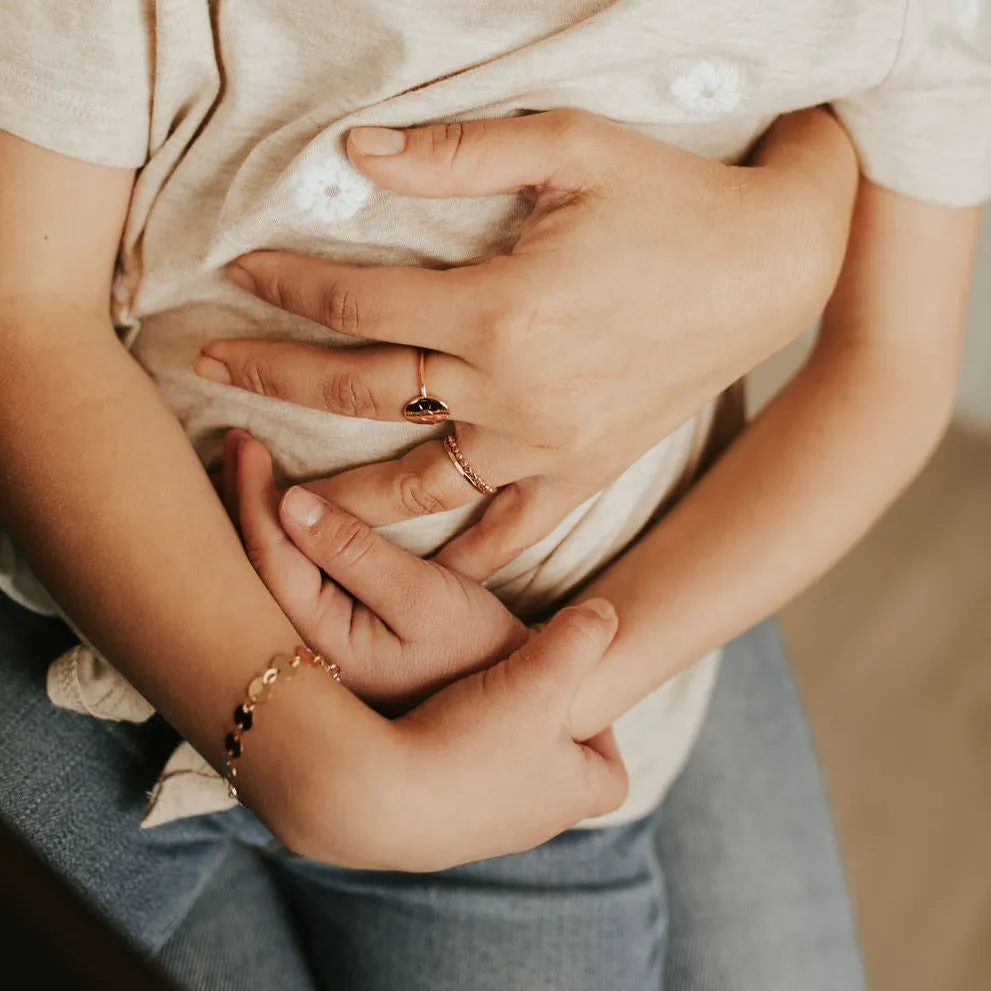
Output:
[747, 209, 991, 990]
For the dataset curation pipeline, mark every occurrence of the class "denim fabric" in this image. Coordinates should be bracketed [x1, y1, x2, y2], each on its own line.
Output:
[0, 593, 866, 990]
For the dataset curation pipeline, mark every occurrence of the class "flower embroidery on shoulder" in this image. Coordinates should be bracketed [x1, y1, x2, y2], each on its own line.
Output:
[670, 60, 742, 119]
[955, 0, 981, 33]
[292, 157, 373, 224]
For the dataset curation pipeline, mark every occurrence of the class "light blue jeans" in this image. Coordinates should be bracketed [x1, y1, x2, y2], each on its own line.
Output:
[0, 593, 867, 990]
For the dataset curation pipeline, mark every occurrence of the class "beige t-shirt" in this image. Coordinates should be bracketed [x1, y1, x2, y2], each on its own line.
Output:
[1, 0, 989, 830]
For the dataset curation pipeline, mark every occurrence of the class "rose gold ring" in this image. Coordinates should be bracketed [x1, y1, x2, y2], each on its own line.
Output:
[402, 351, 451, 425]
[443, 433, 497, 496]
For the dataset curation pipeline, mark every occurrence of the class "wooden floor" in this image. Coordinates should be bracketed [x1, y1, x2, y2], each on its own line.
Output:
[780, 423, 991, 991]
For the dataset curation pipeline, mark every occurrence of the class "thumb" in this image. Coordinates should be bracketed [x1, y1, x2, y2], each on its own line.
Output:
[345, 110, 604, 199]
[504, 599, 619, 715]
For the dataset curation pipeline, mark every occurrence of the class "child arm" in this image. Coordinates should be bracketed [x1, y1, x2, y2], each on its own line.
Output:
[568, 181, 983, 737]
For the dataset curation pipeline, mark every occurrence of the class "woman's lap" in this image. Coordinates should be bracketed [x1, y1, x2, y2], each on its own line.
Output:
[0, 593, 865, 990]
[658, 620, 867, 990]
[0, 594, 232, 951]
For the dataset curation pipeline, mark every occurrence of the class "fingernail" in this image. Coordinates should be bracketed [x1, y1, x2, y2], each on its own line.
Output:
[283, 487, 325, 528]
[577, 599, 616, 624]
[349, 127, 407, 156]
[195, 355, 233, 385]
[227, 264, 257, 294]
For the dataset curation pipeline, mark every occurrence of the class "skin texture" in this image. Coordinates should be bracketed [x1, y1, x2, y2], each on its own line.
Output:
[563, 182, 982, 737]
[197, 107, 858, 579]
[223, 427, 527, 713]
[0, 129, 626, 871]
[221, 151, 982, 744]
[2, 110, 979, 869]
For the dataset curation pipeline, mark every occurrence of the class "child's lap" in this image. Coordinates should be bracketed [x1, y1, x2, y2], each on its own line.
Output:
[263, 819, 667, 991]
[0, 593, 864, 990]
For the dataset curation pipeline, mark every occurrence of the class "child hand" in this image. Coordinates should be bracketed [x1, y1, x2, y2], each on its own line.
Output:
[223, 430, 527, 712]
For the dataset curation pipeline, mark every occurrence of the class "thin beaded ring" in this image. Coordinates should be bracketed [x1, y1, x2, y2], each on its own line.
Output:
[223, 644, 342, 801]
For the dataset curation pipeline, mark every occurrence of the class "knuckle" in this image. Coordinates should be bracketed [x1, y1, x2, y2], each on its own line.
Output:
[511, 640, 538, 675]
[564, 608, 607, 647]
[319, 281, 362, 336]
[545, 108, 597, 156]
[481, 299, 541, 365]
[322, 370, 378, 418]
[238, 357, 274, 398]
[261, 271, 300, 318]
[319, 515, 376, 567]
[395, 470, 449, 517]
[426, 120, 477, 170]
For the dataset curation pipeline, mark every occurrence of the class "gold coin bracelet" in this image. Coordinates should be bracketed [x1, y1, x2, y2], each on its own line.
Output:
[223, 644, 342, 802]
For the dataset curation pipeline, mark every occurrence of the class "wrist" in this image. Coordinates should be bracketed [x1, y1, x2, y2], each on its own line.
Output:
[257, 679, 406, 868]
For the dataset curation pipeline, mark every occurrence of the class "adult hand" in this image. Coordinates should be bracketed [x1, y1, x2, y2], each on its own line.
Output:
[385, 600, 628, 871]
[226, 427, 627, 869]
[198, 106, 858, 580]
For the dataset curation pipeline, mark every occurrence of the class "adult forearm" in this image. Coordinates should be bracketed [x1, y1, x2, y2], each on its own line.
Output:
[0, 310, 390, 852]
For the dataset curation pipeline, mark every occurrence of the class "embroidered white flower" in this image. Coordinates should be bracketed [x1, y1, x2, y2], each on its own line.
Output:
[292, 157, 372, 223]
[670, 60, 742, 119]
[955, 0, 981, 33]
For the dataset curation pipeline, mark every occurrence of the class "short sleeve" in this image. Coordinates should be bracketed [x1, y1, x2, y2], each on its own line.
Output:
[0, 2, 154, 168]
[833, 0, 991, 206]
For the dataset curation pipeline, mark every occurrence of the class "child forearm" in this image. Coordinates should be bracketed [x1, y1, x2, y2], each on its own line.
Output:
[568, 184, 982, 739]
